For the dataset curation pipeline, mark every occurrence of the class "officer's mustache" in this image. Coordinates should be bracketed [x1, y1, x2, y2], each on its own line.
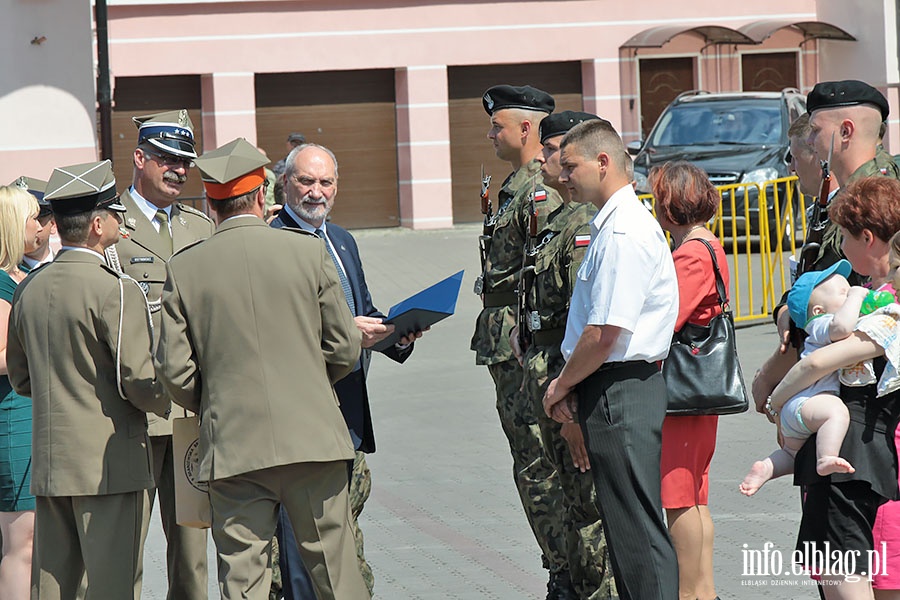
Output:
[163, 172, 187, 185]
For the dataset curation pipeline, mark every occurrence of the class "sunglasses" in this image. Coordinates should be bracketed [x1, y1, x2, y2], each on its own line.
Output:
[141, 148, 195, 169]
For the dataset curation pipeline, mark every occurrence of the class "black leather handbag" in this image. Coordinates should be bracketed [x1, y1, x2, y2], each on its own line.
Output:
[662, 238, 750, 416]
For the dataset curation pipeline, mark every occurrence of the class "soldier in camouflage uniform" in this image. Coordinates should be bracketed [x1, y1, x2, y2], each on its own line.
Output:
[470, 85, 570, 599]
[755, 79, 900, 410]
[515, 111, 617, 599]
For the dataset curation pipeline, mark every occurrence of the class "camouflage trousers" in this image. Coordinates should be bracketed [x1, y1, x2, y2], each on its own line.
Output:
[487, 358, 568, 574]
[523, 348, 617, 600]
[351, 451, 374, 596]
[269, 452, 373, 599]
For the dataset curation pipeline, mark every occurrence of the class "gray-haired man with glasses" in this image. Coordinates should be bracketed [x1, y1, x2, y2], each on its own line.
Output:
[105, 108, 216, 599]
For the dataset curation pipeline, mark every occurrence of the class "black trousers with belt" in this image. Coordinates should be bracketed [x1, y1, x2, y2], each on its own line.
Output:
[577, 361, 678, 600]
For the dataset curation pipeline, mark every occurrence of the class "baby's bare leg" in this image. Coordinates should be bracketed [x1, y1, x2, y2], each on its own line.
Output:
[740, 446, 796, 497]
[797, 393, 854, 476]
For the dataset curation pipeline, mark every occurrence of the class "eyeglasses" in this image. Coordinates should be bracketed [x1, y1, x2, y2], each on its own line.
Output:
[141, 149, 195, 169]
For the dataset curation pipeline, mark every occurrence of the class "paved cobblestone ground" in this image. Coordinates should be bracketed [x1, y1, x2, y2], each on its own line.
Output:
[142, 225, 821, 599]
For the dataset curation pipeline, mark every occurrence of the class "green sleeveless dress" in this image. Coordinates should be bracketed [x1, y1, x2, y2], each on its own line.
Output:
[0, 269, 34, 511]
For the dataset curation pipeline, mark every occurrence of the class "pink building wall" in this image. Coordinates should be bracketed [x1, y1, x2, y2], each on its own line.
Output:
[8, 0, 899, 228]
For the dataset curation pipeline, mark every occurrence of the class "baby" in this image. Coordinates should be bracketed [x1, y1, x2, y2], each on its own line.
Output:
[739, 259, 889, 496]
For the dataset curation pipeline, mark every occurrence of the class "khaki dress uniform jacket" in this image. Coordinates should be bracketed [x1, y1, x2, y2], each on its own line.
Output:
[155, 217, 366, 600]
[111, 189, 215, 435]
[6, 250, 169, 600]
[107, 188, 215, 600]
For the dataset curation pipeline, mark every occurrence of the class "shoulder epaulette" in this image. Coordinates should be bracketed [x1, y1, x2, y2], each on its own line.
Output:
[176, 203, 214, 222]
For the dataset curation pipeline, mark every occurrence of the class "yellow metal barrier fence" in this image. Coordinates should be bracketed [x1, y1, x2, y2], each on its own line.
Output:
[639, 175, 809, 324]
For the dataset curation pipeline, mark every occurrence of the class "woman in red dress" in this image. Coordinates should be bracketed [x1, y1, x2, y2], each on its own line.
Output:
[650, 161, 726, 600]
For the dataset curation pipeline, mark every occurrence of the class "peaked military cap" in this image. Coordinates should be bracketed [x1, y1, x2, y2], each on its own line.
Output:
[194, 138, 270, 201]
[11, 176, 52, 217]
[44, 160, 125, 215]
[807, 80, 889, 121]
[539, 111, 605, 143]
[133, 109, 197, 159]
[482, 85, 555, 116]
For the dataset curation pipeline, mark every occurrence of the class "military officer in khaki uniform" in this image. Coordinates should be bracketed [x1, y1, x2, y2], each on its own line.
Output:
[512, 111, 616, 599]
[105, 109, 214, 598]
[155, 139, 367, 600]
[6, 160, 169, 600]
[470, 85, 571, 598]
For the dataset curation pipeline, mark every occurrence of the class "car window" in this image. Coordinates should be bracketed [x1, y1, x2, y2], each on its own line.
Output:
[649, 100, 783, 147]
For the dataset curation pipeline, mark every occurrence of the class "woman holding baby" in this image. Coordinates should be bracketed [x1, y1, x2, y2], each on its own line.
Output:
[769, 176, 900, 599]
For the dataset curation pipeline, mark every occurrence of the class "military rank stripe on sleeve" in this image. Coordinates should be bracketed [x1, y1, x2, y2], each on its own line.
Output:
[574, 234, 591, 248]
[533, 188, 547, 202]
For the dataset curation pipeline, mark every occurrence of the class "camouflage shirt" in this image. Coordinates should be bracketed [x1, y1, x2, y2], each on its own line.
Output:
[470, 159, 563, 365]
[523, 201, 595, 342]
[810, 153, 900, 275]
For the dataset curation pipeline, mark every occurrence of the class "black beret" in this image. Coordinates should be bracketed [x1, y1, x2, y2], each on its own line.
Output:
[539, 111, 605, 143]
[482, 85, 555, 116]
[807, 80, 889, 121]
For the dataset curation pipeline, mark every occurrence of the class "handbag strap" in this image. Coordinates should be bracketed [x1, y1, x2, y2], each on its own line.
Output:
[687, 238, 729, 311]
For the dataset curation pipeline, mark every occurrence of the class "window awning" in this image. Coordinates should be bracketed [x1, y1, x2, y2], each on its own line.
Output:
[621, 25, 755, 49]
[621, 20, 856, 49]
[738, 20, 856, 43]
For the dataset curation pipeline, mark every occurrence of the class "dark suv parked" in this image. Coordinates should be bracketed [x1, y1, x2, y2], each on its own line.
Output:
[629, 89, 807, 248]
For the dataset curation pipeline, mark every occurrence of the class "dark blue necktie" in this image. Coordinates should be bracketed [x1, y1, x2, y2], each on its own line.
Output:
[316, 229, 356, 315]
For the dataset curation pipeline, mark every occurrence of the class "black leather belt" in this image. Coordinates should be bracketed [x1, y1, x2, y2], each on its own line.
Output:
[532, 328, 565, 347]
[597, 360, 653, 372]
[482, 292, 517, 308]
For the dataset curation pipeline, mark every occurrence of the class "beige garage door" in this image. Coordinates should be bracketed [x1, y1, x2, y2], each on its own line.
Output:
[448, 62, 583, 224]
[256, 70, 398, 230]
[112, 75, 205, 210]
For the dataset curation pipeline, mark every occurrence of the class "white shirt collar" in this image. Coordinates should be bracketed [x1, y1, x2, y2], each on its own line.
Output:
[590, 184, 635, 235]
[220, 214, 259, 225]
[129, 187, 171, 223]
[22, 248, 54, 270]
[282, 204, 323, 235]
[59, 246, 105, 261]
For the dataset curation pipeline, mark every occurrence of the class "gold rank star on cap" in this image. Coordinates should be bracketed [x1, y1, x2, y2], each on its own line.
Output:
[194, 138, 270, 201]
[45, 160, 126, 215]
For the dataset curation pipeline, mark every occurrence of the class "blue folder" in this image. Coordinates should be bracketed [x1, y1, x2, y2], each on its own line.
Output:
[370, 270, 464, 352]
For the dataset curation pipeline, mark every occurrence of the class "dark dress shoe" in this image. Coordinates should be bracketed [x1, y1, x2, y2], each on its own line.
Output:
[546, 570, 578, 600]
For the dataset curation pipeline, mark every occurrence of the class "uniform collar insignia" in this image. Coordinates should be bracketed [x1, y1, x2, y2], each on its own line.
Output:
[126, 217, 137, 229]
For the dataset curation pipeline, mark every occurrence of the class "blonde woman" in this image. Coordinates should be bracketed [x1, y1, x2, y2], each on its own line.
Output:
[0, 185, 43, 599]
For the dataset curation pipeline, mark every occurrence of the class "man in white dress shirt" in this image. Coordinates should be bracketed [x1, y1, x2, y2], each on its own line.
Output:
[542, 119, 680, 600]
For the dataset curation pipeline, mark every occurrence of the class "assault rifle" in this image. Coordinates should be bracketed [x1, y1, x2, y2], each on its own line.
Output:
[516, 181, 539, 352]
[474, 166, 493, 295]
[796, 132, 835, 276]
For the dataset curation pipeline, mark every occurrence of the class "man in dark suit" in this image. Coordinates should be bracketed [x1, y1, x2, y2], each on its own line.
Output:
[156, 138, 367, 600]
[271, 143, 424, 599]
